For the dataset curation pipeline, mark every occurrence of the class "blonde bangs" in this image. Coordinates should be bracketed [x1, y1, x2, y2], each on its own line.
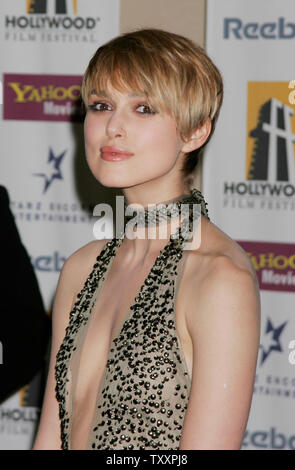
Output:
[81, 45, 177, 120]
[81, 28, 223, 167]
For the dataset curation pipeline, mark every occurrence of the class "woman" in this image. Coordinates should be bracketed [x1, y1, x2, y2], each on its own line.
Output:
[33, 28, 260, 450]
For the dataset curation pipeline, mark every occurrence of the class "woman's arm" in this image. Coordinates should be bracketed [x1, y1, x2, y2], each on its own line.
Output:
[32, 254, 77, 449]
[179, 256, 261, 450]
[33, 239, 108, 449]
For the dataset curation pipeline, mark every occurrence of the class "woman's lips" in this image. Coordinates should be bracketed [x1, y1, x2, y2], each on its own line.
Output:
[101, 150, 134, 161]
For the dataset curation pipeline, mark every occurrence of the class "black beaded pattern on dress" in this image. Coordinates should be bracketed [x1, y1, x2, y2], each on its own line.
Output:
[124, 187, 210, 228]
[55, 188, 209, 450]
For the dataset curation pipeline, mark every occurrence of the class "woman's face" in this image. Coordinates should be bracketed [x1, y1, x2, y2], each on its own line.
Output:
[84, 82, 187, 189]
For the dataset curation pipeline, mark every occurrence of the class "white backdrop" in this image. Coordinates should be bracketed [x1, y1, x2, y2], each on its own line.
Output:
[0, 0, 119, 450]
[205, 0, 295, 449]
[1, 0, 295, 451]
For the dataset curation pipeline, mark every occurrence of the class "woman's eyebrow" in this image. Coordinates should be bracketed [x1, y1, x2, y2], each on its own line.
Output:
[90, 89, 146, 98]
[90, 89, 108, 97]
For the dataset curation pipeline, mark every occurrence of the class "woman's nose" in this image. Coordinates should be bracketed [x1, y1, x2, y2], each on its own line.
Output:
[105, 109, 126, 138]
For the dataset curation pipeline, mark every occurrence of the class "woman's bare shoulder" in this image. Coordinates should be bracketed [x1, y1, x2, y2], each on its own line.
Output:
[60, 238, 112, 294]
[179, 217, 260, 450]
[191, 215, 257, 281]
[65, 238, 112, 267]
[184, 216, 261, 344]
[183, 216, 260, 317]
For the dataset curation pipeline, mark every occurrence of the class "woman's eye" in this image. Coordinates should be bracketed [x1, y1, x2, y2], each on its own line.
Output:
[137, 104, 155, 114]
[87, 101, 155, 115]
[88, 102, 110, 112]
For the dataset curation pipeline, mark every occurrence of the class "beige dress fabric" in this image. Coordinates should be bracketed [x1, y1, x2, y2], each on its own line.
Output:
[55, 190, 210, 450]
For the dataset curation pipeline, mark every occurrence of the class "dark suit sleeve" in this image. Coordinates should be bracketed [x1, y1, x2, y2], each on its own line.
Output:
[0, 186, 51, 403]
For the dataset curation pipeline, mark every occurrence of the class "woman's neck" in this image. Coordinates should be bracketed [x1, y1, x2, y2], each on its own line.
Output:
[123, 184, 191, 209]
[120, 185, 196, 265]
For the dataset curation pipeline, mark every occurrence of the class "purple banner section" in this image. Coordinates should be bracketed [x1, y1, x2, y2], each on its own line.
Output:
[3, 73, 83, 122]
[237, 240, 295, 293]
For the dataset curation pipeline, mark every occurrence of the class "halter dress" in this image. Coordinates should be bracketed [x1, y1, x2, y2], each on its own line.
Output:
[55, 189, 210, 450]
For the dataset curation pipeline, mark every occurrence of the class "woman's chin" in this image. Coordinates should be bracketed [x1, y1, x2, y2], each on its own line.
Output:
[92, 173, 137, 189]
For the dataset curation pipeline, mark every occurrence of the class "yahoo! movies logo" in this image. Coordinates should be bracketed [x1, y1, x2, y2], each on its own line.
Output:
[3, 73, 83, 122]
[237, 240, 295, 293]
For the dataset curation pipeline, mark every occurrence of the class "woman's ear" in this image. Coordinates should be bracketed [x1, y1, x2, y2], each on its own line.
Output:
[181, 118, 212, 153]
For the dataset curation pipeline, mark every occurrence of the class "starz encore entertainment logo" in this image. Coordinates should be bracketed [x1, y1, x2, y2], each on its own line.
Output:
[33, 147, 66, 193]
[259, 317, 287, 366]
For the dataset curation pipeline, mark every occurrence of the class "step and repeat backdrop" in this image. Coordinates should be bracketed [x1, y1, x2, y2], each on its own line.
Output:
[205, 0, 295, 450]
[0, 0, 119, 449]
[0, 0, 294, 451]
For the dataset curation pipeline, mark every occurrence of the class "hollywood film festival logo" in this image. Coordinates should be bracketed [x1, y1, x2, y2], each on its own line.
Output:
[228, 82, 295, 294]
[4, 0, 100, 43]
[0, 365, 44, 436]
[223, 80, 295, 211]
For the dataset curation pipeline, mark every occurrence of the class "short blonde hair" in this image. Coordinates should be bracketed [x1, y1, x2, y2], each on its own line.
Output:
[81, 28, 223, 179]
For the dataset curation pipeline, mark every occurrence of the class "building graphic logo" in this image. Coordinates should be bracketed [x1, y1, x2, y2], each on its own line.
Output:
[246, 82, 295, 184]
[26, 0, 77, 15]
[19, 371, 45, 408]
[223, 82, 295, 217]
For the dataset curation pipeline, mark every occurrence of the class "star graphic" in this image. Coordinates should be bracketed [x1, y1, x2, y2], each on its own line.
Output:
[259, 318, 287, 366]
[34, 147, 66, 193]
